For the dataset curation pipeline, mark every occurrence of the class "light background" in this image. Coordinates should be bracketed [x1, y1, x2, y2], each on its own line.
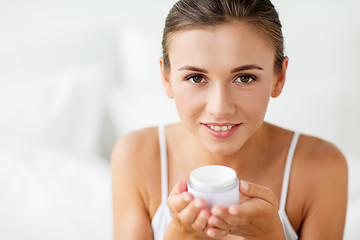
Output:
[0, 0, 359, 239]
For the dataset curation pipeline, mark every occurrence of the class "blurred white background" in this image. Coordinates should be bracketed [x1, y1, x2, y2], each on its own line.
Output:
[0, 0, 359, 239]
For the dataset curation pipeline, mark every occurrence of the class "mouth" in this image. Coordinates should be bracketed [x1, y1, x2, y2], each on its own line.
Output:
[202, 123, 242, 138]
[205, 124, 238, 132]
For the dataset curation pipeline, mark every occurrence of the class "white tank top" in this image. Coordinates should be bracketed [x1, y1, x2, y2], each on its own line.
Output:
[151, 125, 299, 240]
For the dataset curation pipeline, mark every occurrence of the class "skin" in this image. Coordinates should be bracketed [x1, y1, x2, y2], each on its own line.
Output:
[111, 20, 348, 239]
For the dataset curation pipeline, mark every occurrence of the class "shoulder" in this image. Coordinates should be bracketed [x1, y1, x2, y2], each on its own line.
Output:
[297, 134, 348, 202]
[294, 134, 348, 237]
[268, 124, 347, 184]
[111, 126, 161, 190]
[297, 134, 348, 176]
[113, 127, 159, 156]
[265, 123, 347, 176]
[111, 126, 161, 211]
[111, 126, 160, 169]
[112, 126, 160, 152]
[111, 127, 160, 238]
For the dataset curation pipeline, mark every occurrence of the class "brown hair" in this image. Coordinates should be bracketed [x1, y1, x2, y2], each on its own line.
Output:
[162, 0, 285, 72]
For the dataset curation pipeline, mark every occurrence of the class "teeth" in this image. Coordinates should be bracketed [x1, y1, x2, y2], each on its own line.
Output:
[221, 126, 229, 131]
[207, 124, 235, 131]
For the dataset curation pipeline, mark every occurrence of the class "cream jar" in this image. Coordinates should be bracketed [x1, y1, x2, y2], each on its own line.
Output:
[187, 165, 239, 209]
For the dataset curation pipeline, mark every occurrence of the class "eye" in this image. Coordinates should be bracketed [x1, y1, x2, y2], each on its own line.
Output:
[186, 75, 207, 84]
[234, 74, 256, 84]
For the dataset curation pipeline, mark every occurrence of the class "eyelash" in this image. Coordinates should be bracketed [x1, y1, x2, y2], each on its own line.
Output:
[185, 74, 257, 84]
[185, 74, 207, 84]
[234, 74, 256, 84]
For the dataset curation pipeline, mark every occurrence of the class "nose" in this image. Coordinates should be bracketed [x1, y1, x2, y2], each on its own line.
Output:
[206, 83, 235, 119]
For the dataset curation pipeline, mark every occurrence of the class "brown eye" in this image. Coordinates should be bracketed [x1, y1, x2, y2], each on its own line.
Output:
[235, 75, 255, 83]
[187, 75, 206, 84]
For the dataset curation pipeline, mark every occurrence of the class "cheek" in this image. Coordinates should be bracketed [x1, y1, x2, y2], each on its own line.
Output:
[237, 88, 271, 121]
[172, 86, 206, 119]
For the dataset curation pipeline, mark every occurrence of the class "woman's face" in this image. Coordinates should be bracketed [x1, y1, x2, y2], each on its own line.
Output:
[161, 20, 287, 155]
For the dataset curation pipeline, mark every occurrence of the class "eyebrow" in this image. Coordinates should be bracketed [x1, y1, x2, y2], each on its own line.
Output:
[177, 65, 208, 73]
[177, 64, 263, 73]
[230, 65, 264, 73]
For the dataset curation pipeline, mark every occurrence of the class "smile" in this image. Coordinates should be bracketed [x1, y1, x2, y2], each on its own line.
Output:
[202, 123, 241, 138]
[206, 124, 236, 132]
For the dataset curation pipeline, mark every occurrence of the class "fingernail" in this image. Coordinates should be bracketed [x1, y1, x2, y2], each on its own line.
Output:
[212, 207, 222, 215]
[207, 229, 216, 237]
[229, 206, 238, 215]
[241, 180, 249, 190]
[199, 210, 207, 219]
[209, 216, 218, 224]
[183, 193, 191, 202]
[194, 199, 203, 208]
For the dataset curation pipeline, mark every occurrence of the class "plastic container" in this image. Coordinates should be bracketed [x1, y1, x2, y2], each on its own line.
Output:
[187, 165, 239, 209]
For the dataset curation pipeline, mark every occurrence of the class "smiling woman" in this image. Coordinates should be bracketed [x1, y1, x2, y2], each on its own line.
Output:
[111, 0, 348, 240]
[161, 20, 285, 156]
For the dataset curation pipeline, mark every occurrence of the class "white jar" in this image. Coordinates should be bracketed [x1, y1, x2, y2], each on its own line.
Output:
[187, 165, 239, 209]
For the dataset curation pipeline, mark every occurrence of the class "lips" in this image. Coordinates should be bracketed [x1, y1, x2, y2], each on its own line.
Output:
[205, 124, 236, 131]
[202, 123, 241, 138]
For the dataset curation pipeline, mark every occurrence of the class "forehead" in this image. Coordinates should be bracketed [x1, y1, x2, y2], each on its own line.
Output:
[167, 21, 275, 71]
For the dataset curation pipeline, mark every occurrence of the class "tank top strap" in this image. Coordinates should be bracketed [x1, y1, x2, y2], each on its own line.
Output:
[158, 125, 168, 203]
[279, 132, 300, 211]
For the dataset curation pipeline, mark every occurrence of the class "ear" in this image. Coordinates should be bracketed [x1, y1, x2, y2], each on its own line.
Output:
[160, 58, 174, 99]
[271, 56, 289, 98]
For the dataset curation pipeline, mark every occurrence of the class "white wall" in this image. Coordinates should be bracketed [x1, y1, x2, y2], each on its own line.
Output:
[0, 0, 359, 174]
[0, 1, 359, 238]
[1, 0, 359, 168]
[268, 0, 360, 158]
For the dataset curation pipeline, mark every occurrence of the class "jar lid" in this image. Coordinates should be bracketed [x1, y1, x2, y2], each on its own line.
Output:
[189, 165, 238, 193]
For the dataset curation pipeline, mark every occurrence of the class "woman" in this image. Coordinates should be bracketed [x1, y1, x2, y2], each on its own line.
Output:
[111, 0, 348, 239]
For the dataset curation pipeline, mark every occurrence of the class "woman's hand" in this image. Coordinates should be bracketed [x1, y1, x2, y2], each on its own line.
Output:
[205, 180, 286, 240]
[164, 181, 212, 240]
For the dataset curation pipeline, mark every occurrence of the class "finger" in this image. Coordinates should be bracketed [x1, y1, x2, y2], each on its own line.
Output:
[209, 206, 232, 229]
[167, 191, 193, 213]
[211, 201, 269, 227]
[169, 181, 188, 197]
[208, 215, 229, 230]
[228, 199, 264, 217]
[179, 198, 207, 224]
[239, 180, 278, 206]
[191, 209, 210, 232]
[227, 197, 275, 224]
[208, 204, 244, 229]
[167, 182, 193, 213]
[206, 227, 230, 239]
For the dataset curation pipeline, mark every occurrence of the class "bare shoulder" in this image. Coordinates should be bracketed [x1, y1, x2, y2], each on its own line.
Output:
[111, 127, 161, 239]
[294, 134, 348, 238]
[297, 134, 348, 175]
[295, 134, 348, 196]
[111, 127, 160, 169]
[111, 126, 161, 204]
[267, 123, 347, 187]
[296, 134, 348, 202]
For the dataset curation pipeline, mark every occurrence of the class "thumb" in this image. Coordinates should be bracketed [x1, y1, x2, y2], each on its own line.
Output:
[239, 180, 277, 206]
[169, 181, 188, 197]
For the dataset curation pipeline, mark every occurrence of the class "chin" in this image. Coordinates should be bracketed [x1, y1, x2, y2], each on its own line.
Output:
[204, 142, 243, 156]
